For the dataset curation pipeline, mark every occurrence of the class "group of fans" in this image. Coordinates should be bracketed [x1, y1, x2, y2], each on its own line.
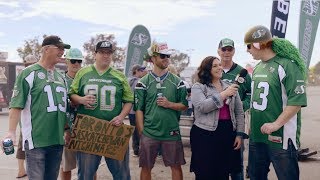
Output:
[1, 24, 307, 180]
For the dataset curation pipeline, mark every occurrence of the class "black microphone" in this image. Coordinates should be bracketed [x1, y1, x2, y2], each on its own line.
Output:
[225, 69, 248, 105]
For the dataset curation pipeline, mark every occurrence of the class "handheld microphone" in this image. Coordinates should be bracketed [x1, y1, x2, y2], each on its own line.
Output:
[225, 69, 248, 105]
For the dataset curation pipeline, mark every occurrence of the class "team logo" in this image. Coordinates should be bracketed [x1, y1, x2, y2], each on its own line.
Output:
[37, 72, 45, 79]
[131, 33, 149, 46]
[11, 89, 19, 98]
[294, 85, 306, 94]
[252, 29, 267, 39]
[268, 67, 275, 73]
[302, 0, 319, 16]
[100, 41, 112, 48]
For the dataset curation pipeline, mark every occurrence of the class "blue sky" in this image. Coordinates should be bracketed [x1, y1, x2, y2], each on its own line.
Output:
[0, 0, 319, 68]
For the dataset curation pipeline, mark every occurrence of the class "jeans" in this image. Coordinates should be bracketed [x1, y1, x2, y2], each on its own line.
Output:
[129, 114, 140, 154]
[24, 141, 63, 180]
[77, 148, 131, 180]
[248, 139, 299, 180]
[230, 138, 244, 180]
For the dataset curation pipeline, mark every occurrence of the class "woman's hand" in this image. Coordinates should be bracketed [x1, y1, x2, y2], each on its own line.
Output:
[233, 136, 242, 150]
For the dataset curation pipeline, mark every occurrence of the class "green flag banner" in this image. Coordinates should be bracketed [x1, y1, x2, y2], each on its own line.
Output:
[124, 25, 151, 77]
[298, 0, 320, 69]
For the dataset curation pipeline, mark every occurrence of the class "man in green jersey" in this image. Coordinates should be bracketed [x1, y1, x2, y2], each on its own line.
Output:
[244, 25, 307, 180]
[2, 35, 71, 180]
[218, 38, 252, 180]
[69, 40, 133, 180]
[135, 41, 188, 180]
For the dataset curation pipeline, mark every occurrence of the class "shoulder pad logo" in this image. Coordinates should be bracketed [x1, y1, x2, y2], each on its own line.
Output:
[37, 72, 46, 79]
[294, 85, 306, 94]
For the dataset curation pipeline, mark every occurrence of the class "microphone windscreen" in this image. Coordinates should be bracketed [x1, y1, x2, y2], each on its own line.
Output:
[239, 69, 248, 78]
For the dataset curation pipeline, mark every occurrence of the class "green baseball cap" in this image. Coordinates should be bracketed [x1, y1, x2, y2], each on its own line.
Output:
[218, 38, 234, 48]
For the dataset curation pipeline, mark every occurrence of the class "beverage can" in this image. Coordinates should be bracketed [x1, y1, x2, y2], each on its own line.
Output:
[157, 93, 163, 98]
[2, 138, 14, 155]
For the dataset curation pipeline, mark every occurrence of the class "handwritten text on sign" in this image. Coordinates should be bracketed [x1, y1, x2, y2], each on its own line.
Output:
[68, 114, 134, 160]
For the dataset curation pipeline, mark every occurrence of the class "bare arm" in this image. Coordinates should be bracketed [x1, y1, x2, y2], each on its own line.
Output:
[157, 97, 188, 111]
[261, 106, 301, 134]
[70, 94, 96, 107]
[1, 108, 22, 145]
[135, 110, 144, 136]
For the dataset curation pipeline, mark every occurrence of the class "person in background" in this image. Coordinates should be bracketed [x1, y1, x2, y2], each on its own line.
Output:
[244, 25, 307, 180]
[2, 35, 71, 180]
[135, 41, 188, 180]
[128, 64, 148, 157]
[190, 56, 244, 180]
[217, 38, 252, 180]
[59, 48, 84, 180]
[69, 40, 133, 180]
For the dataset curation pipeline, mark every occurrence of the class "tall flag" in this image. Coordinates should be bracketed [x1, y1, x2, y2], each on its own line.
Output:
[270, 0, 290, 38]
[124, 25, 151, 77]
[298, 0, 320, 69]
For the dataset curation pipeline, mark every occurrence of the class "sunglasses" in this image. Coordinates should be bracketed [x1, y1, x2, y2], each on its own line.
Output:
[70, 59, 82, 64]
[158, 53, 170, 59]
[221, 47, 234, 52]
[247, 44, 252, 49]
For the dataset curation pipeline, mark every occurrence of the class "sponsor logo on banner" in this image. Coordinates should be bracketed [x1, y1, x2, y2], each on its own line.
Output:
[130, 33, 149, 46]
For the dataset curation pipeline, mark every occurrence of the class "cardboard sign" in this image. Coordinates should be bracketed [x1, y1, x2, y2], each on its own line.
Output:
[68, 114, 134, 160]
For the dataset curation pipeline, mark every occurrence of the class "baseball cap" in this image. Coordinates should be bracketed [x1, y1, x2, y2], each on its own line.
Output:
[42, 35, 71, 49]
[147, 41, 173, 56]
[65, 48, 84, 60]
[131, 64, 146, 75]
[218, 38, 234, 48]
[95, 40, 114, 52]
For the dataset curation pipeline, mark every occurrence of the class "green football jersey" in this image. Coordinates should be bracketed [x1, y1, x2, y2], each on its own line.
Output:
[135, 72, 188, 141]
[10, 64, 67, 149]
[222, 63, 252, 111]
[250, 56, 307, 149]
[65, 73, 76, 128]
[69, 65, 133, 120]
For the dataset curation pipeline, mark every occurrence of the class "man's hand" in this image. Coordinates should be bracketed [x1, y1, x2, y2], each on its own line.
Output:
[80, 95, 96, 108]
[157, 96, 171, 108]
[64, 131, 71, 146]
[1, 130, 17, 151]
[260, 122, 282, 135]
[110, 115, 124, 126]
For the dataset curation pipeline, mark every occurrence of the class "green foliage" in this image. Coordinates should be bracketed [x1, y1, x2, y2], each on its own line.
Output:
[82, 34, 125, 66]
[16, 35, 47, 62]
[169, 50, 190, 74]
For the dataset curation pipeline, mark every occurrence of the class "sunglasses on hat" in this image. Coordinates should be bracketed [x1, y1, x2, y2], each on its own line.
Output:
[70, 59, 82, 64]
[158, 53, 170, 59]
[221, 47, 234, 52]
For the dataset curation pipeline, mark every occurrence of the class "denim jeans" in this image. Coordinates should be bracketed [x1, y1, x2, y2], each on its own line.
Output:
[248, 139, 299, 180]
[77, 148, 131, 180]
[24, 141, 63, 180]
[230, 138, 244, 180]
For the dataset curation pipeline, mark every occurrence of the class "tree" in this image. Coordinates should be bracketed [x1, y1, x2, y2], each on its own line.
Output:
[17, 35, 47, 62]
[83, 34, 125, 66]
[169, 50, 190, 75]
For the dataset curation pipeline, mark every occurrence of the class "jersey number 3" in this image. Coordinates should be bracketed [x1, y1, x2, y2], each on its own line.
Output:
[252, 81, 269, 111]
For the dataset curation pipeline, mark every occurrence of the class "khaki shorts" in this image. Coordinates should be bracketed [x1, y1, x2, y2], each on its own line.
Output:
[139, 134, 186, 168]
[60, 147, 77, 172]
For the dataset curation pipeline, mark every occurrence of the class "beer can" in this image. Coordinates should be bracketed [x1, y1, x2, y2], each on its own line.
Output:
[157, 93, 163, 98]
[2, 138, 14, 155]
